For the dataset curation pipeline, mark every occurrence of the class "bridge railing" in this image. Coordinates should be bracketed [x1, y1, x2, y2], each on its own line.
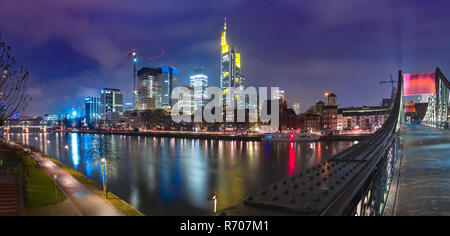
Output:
[422, 67, 449, 129]
[219, 71, 404, 216]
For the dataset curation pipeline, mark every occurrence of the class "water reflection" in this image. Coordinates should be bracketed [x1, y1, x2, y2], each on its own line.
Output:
[288, 142, 296, 177]
[70, 133, 80, 169]
[6, 133, 353, 216]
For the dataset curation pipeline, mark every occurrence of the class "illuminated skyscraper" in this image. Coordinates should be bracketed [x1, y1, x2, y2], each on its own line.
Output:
[85, 96, 101, 124]
[137, 66, 178, 110]
[100, 88, 123, 122]
[190, 67, 208, 111]
[137, 67, 161, 110]
[160, 66, 179, 109]
[175, 86, 195, 116]
[220, 17, 245, 108]
[274, 89, 285, 100]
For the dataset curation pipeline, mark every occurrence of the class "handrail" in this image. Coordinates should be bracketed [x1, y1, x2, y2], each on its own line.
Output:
[320, 70, 402, 215]
[227, 71, 404, 216]
[436, 67, 450, 89]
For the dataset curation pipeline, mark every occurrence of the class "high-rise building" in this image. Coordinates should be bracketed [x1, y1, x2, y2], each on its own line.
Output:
[160, 66, 179, 109]
[71, 105, 85, 119]
[124, 102, 133, 112]
[85, 96, 101, 124]
[274, 90, 285, 100]
[137, 67, 162, 110]
[190, 67, 208, 111]
[175, 86, 195, 116]
[220, 17, 245, 107]
[292, 102, 301, 115]
[100, 88, 123, 122]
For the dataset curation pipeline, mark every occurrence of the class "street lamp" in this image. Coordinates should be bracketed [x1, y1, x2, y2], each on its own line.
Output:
[101, 157, 108, 199]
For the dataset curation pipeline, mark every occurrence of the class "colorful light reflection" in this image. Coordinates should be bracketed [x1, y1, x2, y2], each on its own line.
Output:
[288, 142, 296, 177]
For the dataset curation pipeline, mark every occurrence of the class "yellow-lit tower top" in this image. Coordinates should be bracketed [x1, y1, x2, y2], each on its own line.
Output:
[221, 17, 229, 54]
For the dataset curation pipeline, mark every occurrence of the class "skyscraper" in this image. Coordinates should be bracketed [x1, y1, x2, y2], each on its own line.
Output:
[274, 89, 285, 100]
[85, 96, 101, 124]
[220, 17, 245, 107]
[175, 86, 195, 116]
[71, 105, 85, 119]
[100, 88, 123, 122]
[160, 66, 179, 109]
[137, 67, 162, 110]
[292, 102, 301, 115]
[190, 67, 208, 111]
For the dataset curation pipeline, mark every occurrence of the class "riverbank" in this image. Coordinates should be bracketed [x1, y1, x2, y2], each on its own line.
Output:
[0, 142, 75, 216]
[27, 146, 145, 216]
[5, 141, 144, 216]
[74, 130, 263, 141]
[74, 130, 368, 142]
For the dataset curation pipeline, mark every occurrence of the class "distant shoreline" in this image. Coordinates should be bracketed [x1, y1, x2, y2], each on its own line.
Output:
[69, 130, 368, 142]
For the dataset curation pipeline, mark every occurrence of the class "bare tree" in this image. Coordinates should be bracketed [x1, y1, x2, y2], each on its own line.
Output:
[86, 134, 120, 199]
[0, 34, 32, 126]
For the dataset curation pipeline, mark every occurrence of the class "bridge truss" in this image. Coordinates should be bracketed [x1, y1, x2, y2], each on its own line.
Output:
[219, 71, 405, 216]
[422, 68, 450, 129]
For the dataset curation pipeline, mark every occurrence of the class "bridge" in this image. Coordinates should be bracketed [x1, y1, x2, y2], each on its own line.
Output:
[3, 125, 54, 133]
[218, 68, 450, 216]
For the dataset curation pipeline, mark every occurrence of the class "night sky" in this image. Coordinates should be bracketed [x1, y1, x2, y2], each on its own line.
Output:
[1, 0, 450, 116]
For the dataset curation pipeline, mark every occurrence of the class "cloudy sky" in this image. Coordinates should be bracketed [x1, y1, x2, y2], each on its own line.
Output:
[1, 0, 450, 116]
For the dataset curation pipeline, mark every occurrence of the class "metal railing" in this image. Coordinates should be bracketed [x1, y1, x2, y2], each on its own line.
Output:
[422, 67, 450, 129]
[219, 71, 404, 216]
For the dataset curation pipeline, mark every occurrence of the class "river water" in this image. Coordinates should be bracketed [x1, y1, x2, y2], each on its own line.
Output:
[6, 132, 353, 215]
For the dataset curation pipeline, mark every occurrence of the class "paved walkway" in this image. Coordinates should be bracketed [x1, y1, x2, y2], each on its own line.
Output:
[394, 124, 450, 216]
[7, 142, 122, 216]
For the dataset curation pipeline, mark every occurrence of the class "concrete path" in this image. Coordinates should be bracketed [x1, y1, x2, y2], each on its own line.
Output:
[7, 142, 122, 216]
[394, 124, 450, 216]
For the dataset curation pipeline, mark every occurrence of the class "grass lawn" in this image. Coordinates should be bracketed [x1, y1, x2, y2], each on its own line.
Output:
[98, 191, 145, 216]
[23, 155, 66, 208]
[25, 145, 145, 216]
[0, 142, 66, 211]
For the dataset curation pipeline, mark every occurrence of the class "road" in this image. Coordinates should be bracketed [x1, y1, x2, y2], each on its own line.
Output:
[394, 124, 450, 216]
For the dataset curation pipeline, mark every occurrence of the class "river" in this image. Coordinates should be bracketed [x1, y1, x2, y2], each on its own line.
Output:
[6, 132, 354, 215]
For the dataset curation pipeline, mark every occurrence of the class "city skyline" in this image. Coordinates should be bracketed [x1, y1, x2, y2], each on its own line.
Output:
[2, 1, 450, 116]
[1, 0, 449, 219]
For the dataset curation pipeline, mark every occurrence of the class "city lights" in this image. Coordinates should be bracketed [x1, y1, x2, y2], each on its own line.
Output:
[2, 1, 448, 220]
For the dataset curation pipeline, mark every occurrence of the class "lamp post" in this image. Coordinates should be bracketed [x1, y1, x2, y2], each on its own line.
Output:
[101, 158, 108, 199]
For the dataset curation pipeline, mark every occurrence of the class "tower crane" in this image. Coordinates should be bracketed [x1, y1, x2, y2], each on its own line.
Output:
[127, 49, 165, 110]
[380, 74, 397, 101]
[127, 49, 137, 110]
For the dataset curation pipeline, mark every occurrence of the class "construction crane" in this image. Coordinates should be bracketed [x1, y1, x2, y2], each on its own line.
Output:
[146, 49, 165, 63]
[127, 49, 165, 110]
[380, 74, 397, 101]
[127, 49, 138, 110]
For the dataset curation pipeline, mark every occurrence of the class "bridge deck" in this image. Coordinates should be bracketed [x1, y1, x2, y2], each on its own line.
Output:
[394, 124, 450, 216]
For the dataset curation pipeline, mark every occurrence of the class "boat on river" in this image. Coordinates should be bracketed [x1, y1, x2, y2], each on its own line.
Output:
[261, 132, 319, 142]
